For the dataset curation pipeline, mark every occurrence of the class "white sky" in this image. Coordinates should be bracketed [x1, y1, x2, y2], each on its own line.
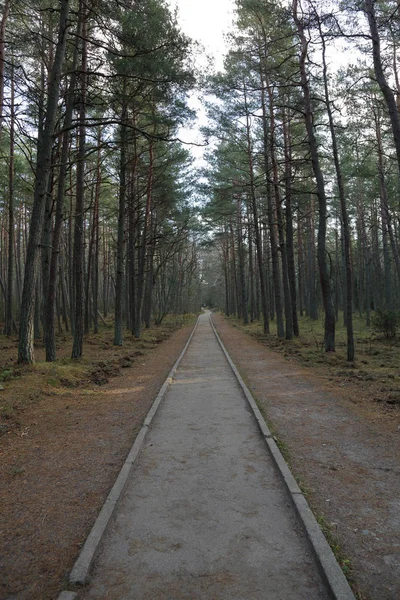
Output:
[168, 0, 236, 71]
[167, 1, 237, 163]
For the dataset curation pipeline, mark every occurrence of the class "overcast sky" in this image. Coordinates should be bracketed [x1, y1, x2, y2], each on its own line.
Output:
[166, 1, 236, 160]
[167, 0, 235, 70]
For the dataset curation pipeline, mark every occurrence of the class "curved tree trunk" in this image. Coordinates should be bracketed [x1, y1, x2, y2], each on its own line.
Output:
[365, 0, 400, 176]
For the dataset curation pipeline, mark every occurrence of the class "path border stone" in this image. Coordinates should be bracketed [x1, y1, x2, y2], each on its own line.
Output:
[57, 317, 200, 599]
[210, 314, 355, 600]
[58, 312, 355, 600]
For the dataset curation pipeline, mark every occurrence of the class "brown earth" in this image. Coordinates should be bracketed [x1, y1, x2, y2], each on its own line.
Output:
[2, 313, 399, 600]
[212, 313, 400, 600]
[0, 322, 194, 600]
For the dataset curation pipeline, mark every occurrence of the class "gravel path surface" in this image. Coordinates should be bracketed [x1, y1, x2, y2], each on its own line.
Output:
[79, 312, 329, 600]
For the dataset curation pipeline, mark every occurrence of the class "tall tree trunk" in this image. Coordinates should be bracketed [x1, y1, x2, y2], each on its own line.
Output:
[0, 0, 10, 143]
[365, 0, 400, 177]
[114, 93, 127, 346]
[266, 79, 293, 340]
[293, 0, 335, 351]
[5, 61, 14, 336]
[244, 79, 269, 333]
[283, 108, 299, 336]
[297, 210, 305, 317]
[18, 0, 71, 364]
[236, 197, 248, 325]
[319, 17, 354, 360]
[128, 149, 138, 335]
[260, 76, 284, 337]
[71, 2, 88, 359]
[92, 131, 101, 334]
[373, 103, 400, 292]
[135, 138, 154, 337]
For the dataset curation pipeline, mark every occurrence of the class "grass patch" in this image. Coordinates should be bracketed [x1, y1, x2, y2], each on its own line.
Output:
[225, 312, 400, 411]
[316, 514, 355, 581]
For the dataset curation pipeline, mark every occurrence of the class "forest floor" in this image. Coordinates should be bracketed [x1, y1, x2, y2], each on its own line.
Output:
[1, 312, 399, 600]
[212, 312, 400, 600]
[0, 317, 195, 600]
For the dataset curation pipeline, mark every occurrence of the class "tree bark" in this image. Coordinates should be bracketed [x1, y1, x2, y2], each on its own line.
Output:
[5, 61, 14, 336]
[114, 91, 128, 346]
[18, 0, 71, 364]
[293, 0, 335, 351]
[244, 79, 269, 333]
[319, 15, 354, 360]
[365, 0, 400, 178]
[71, 2, 88, 359]
[260, 76, 284, 337]
[0, 0, 10, 143]
[283, 108, 299, 337]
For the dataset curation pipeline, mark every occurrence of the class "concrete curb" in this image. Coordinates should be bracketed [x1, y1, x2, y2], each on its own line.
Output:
[57, 317, 200, 598]
[210, 314, 355, 600]
[57, 593, 78, 600]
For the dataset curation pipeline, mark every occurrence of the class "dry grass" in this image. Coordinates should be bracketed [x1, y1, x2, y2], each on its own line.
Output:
[0, 314, 197, 600]
[225, 312, 400, 413]
[0, 314, 196, 437]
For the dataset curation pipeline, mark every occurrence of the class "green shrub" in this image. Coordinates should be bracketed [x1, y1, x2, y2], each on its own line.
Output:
[372, 309, 400, 339]
[0, 369, 13, 382]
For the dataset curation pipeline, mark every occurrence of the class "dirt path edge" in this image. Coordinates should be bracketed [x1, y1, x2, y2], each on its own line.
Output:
[57, 317, 200, 598]
[210, 314, 355, 600]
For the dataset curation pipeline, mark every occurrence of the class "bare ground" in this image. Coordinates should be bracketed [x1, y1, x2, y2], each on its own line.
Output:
[0, 322, 194, 600]
[212, 313, 400, 600]
[2, 314, 399, 600]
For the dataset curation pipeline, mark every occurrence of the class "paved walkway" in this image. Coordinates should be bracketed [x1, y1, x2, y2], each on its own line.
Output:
[79, 313, 329, 599]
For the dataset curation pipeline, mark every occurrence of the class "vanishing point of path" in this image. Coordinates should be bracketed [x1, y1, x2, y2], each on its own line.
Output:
[79, 312, 330, 599]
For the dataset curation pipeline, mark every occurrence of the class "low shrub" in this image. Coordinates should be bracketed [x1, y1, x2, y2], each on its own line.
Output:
[372, 309, 400, 339]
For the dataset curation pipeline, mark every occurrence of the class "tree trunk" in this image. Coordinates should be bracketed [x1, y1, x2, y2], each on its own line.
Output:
[260, 77, 284, 337]
[236, 197, 248, 325]
[319, 17, 354, 360]
[114, 94, 127, 346]
[244, 79, 269, 333]
[18, 0, 71, 364]
[71, 2, 88, 359]
[5, 61, 14, 336]
[293, 0, 335, 351]
[0, 0, 10, 143]
[135, 138, 154, 338]
[365, 0, 400, 177]
[92, 130, 101, 334]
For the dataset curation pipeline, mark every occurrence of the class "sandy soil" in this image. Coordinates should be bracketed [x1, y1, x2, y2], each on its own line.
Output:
[0, 323, 193, 600]
[212, 313, 400, 600]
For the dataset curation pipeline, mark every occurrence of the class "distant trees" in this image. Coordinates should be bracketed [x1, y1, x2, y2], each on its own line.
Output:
[202, 0, 400, 360]
[4, 0, 400, 367]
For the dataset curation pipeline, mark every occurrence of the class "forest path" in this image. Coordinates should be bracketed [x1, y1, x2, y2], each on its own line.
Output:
[77, 311, 330, 600]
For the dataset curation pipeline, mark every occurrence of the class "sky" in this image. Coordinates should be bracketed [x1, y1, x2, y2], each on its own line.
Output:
[167, 0, 236, 161]
[167, 0, 236, 71]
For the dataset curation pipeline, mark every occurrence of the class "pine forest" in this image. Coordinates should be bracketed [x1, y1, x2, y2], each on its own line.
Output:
[2, 1, 400, 599]
[0, 0, 400, 362]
